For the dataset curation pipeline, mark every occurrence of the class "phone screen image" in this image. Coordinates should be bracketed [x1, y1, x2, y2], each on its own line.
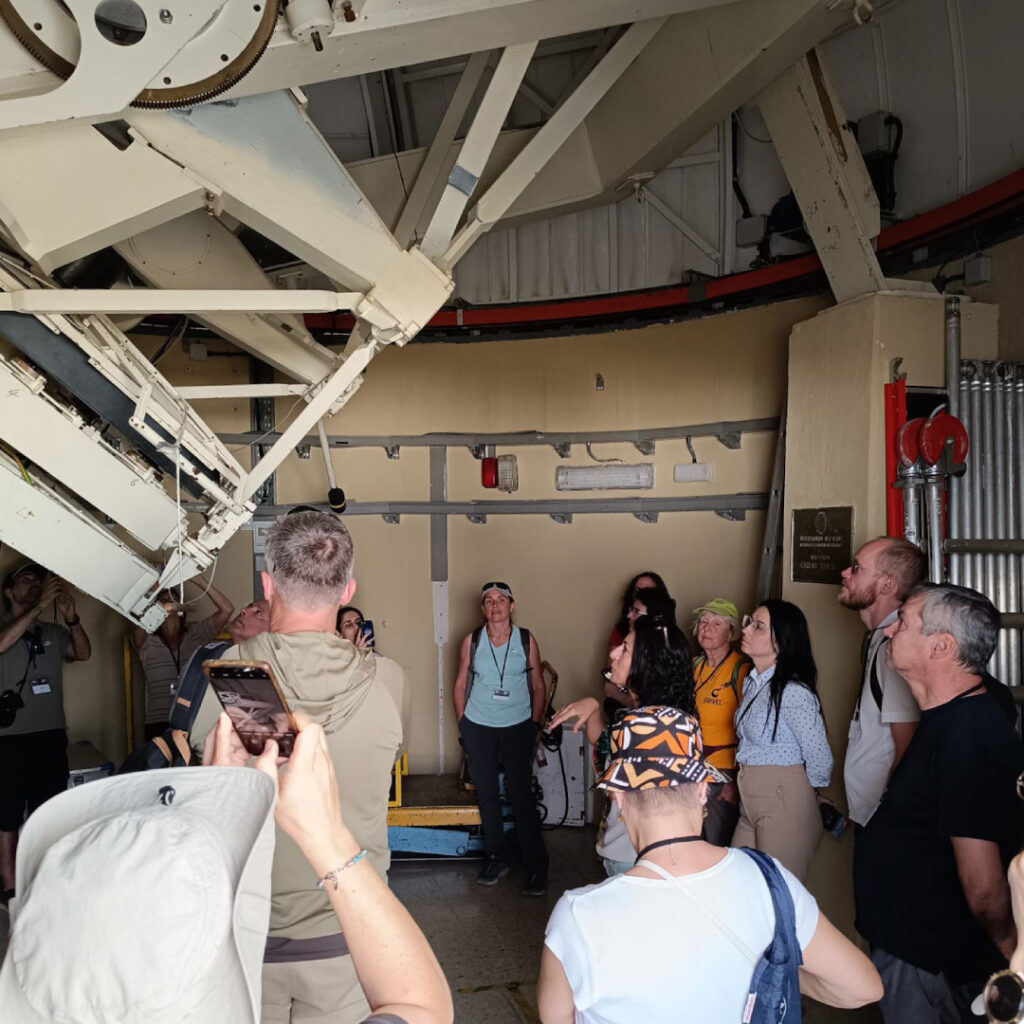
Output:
[359, 619, 375, 647]
[203, 661, 297, 757]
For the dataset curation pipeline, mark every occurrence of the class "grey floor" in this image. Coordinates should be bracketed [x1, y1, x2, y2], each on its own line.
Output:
[0, 824, 882, 1023]
[389, 824, 883, 1024]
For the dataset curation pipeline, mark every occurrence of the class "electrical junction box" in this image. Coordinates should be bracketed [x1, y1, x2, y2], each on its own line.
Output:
[964, 254, 992, 287]
[857, 111, 895, 154]
[736, 214, 767, 248]
[674, 462, 712, 482]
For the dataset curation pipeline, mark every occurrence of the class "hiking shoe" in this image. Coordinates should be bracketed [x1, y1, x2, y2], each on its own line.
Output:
[476, 857, 509, 886]
[522, 870, 547, 897]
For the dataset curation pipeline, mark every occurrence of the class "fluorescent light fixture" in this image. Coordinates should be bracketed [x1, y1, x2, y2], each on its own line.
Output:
[555, 463, 654, 491]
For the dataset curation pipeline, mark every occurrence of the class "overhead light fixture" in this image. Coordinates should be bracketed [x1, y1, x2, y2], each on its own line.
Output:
[555, 464, 654, 491]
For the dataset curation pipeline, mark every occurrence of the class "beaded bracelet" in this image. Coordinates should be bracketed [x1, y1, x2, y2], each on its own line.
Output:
[316, 849, 367, 890]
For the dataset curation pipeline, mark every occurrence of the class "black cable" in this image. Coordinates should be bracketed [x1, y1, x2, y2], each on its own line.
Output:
[538, 730, 569, 830]
[730, 114, 753, 220]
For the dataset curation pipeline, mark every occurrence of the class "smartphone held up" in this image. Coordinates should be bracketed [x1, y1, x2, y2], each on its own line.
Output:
[202, 660, 298, 756]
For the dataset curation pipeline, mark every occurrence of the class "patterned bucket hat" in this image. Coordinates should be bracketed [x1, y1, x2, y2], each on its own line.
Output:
[597, 705, 727, 791]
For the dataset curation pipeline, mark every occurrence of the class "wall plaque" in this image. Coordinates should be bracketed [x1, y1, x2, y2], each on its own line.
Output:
[791, 506, 853, 584]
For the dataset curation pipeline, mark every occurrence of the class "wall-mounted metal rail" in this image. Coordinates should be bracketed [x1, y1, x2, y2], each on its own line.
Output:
[240, 492, 768, 524]
[217, 416, 779, 458]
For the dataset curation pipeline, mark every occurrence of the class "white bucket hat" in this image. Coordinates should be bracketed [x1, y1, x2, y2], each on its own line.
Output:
[0, 766, 276, 1024]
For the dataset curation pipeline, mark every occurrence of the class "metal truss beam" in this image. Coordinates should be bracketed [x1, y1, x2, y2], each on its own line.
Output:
[128, 91, 453, 340]
[0, 122, 207, 273]
[445, 18, 668, 265]
[757, 49, 886, 302]
[421, 43, 537, 260]
[0, 289, 366, 316]
[116, 213, 337, 385]
[0, 450, 164, 630]
[393, 51, 491, 248]
[229, 0, 741, 103]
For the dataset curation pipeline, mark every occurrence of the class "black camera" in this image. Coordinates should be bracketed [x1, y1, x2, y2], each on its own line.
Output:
[0, 688, 24, 728]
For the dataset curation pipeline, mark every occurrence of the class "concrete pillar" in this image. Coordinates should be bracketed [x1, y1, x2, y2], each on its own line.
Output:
[781, 291, 998, 935]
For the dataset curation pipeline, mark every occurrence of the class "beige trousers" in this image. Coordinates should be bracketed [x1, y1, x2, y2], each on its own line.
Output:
[732, 763, 821, 882]
[261, 956, 370, 1024]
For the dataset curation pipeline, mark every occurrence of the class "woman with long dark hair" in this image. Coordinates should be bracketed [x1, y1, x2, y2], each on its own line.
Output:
[731, 599, 832, 881]
[606, 571, 671, 654]
[552, 595, 695, 874]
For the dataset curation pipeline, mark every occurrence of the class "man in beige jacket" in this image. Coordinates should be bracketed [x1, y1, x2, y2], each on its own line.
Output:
[192, 510, 404, 1024]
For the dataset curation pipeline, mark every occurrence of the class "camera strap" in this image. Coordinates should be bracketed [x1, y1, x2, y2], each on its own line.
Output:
[14, 629, 42, 695]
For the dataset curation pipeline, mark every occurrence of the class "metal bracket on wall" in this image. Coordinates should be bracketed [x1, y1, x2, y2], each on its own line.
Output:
[552, 443, 572, 458]
[716, 432, 742, 450]
[634, 440, 655, 455]
[716, 508, 746, 521]
[633, 512, 658, 524]
[382, 513, 401, 524]
[550, 513, 573, 524]
[467, 514, 487, 524]
[385, 445, 401, 460]
[297, 444, 311, 459]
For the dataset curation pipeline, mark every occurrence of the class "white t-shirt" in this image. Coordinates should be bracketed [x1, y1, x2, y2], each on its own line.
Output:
[544, 849, 819, 1024]
[843, 613, 920, 826]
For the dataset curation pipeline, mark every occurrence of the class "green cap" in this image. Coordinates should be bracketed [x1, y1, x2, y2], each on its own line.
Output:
[692, 598, 739, 621]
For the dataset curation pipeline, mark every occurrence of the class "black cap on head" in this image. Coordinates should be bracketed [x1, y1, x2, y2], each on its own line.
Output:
[3, 561, 46, 591]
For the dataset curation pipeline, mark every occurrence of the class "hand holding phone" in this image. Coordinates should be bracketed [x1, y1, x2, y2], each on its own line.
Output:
[203, 660, 298, 756]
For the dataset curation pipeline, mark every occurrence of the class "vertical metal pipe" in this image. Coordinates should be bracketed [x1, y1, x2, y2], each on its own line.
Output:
[981, 363, 998, 674]
[969, 364, 985, 597]
[956, 368, 972, 588]
[1016, 366, 1024, 684]
[925, 475, 945, 583]
[946, 300, 963, 585]
[903, 476, 923, 550]
[946, 296, 961, 419]
[993, 364, 1009, 682]
[1003, 363, 1020, 686]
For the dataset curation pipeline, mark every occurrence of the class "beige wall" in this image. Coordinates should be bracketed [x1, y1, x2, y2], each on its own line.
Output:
[782, 290, 998, 934]
[271, 297, 826, 774]
[3, 296, 826, 770]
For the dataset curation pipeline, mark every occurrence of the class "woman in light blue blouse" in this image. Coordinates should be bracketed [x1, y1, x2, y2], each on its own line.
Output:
[731, 599, 832, 882]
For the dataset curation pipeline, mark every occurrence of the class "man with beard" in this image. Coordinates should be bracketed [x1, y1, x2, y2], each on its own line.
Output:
[838, 537, 924, 828]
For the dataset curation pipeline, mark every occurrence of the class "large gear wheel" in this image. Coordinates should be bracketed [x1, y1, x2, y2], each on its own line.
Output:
[0, 0, 281, 109]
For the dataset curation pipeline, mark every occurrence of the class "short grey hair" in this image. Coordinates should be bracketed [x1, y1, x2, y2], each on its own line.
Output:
[264, 511, 354, 611]
[913, 583, 999, 674]
[621, 783, 701, 817]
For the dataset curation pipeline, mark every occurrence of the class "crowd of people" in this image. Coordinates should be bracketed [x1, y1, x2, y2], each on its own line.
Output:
[1, 525, 1023, 1024]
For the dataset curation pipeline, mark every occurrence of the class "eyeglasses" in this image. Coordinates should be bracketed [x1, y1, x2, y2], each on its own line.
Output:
[982, 970, 1024, 1023]
[741, 614, 770, 633]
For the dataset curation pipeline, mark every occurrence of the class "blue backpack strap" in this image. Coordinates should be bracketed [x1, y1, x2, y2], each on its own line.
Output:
[171, 639, 229, 733]
[739, 847, 803, 1023]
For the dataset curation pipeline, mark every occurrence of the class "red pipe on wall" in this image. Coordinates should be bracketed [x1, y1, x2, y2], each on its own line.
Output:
[884, 378, 907, 538]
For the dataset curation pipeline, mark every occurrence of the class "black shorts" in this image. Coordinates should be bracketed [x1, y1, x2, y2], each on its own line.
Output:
[0, 728, 69, 831]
